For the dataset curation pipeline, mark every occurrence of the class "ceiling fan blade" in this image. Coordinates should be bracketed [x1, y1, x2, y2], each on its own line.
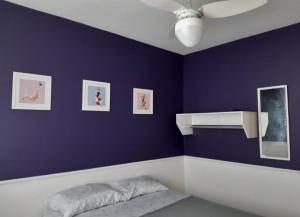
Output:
[169, 23, 176, 39]
[141, 0, 186, 13]
[200, 0, 268, 18]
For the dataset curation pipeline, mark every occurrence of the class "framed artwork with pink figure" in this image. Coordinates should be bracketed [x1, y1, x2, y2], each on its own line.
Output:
[11, 72, 52, 110]
[133, 88, 153, 115]
[82, 80, 110, 111]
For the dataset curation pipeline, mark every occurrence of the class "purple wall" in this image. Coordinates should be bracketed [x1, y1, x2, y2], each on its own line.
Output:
[183, 23, 300, 170]
[0, 1, 183, 181]
[2, 1, 300, 181]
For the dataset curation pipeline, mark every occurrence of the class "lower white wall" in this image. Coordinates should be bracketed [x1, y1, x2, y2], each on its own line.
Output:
[2, 155, 300, 217]
[0, 156, 184, 217]
[184, 156, 300, 217]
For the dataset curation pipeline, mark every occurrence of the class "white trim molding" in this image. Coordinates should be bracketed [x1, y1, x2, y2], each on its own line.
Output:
[1, 156, 300, 217]
[184, 156, 300, 217]
[0, 156, 184, 217]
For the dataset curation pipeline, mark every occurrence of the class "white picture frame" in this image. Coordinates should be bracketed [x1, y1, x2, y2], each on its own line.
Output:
[82, 80, 110, 112]
[133, 88, 153, 115]
[12, 72, 52, 110]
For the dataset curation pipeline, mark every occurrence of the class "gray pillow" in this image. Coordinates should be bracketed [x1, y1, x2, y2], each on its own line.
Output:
[111, 175, 168, 200]
[47, 183, 123, 217]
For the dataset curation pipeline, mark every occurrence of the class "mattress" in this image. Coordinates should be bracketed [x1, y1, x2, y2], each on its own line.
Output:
[43, 190, 261, 217]
[144, 196, 262, 217]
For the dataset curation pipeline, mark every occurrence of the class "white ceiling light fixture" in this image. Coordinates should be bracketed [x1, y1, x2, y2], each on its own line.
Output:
[141, 0, 268, 47]
[175, 8, 203, 47]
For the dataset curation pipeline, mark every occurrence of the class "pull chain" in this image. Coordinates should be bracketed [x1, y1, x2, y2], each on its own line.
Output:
[187, 0, 193, 8]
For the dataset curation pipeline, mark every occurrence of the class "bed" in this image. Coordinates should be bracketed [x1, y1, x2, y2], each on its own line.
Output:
[43, 176, 261, 217]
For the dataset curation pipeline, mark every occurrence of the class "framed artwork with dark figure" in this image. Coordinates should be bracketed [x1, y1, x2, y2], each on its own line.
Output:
[82, 80, 110, 112]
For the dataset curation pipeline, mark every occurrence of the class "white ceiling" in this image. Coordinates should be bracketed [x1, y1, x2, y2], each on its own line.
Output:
[4, 0, 300, 55]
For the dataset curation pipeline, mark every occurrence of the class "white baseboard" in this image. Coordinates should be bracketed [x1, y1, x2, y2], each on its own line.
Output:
[184, 156, 300, 217]
[0, 156, 184, 217]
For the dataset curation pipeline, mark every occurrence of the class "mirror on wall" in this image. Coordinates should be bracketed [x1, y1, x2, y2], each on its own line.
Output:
[257, 85, 290, 161]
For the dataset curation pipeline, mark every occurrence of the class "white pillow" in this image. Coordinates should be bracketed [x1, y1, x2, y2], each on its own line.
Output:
[47, 183, 122, 217]
[111, 175, 168, 200]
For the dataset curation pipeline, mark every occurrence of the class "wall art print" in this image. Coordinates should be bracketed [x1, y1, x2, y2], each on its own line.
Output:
[82, 80, 110, 111]
[133, 88, 153, 115]
[12, 72, 52, 110]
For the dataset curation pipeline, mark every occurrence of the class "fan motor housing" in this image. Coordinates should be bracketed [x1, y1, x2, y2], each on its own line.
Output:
[175, 9, 201, 21]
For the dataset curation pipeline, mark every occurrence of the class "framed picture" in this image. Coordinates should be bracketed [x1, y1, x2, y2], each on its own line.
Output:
[82, 80, 110, 111]
[133, 88, 153, 115]
[12, 72, 52, 110]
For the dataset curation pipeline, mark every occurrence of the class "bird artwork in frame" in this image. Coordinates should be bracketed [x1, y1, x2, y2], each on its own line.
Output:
[133, 88, 153, 115]
[11, 72, 52, 110]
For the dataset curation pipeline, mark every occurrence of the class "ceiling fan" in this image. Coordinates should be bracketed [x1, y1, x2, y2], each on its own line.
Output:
[140, 0, 268, 47]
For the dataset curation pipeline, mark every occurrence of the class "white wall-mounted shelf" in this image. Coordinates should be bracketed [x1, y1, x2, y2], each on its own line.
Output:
[176, 111, 258, 139]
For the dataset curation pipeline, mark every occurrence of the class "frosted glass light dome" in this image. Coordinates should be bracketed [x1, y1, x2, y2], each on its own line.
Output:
[175, 17, 203, 47]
